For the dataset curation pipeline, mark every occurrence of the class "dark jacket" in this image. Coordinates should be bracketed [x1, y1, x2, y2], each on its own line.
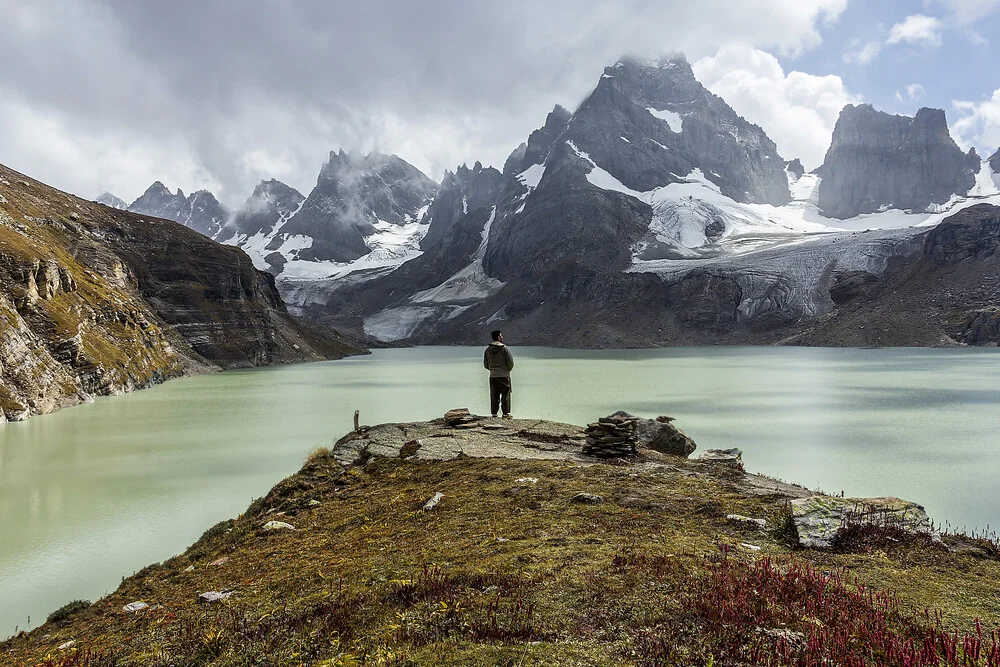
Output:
[484, 341, 514, 378]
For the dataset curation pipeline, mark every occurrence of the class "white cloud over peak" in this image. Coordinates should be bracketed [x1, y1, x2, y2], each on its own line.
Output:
[693, 45, 860, 169]
[952, 89, 1000, 155]
[842, 39, 882, 64]
[894, 83, 927, 103]
[887, 14, 944, 46]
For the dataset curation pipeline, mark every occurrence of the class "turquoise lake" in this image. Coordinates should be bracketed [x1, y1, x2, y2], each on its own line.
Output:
[1, 346, 999, 638]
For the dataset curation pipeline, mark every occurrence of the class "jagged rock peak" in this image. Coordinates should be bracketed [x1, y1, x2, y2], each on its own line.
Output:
[503, 105, 572, 177]
[129, 181, 228, 238]
[219, 179, 305, 242]
[818, 104, 978, 219]
[421, 161, 504, 250]
[989, 148, 1000, 173]
[95, 192, 127, 209]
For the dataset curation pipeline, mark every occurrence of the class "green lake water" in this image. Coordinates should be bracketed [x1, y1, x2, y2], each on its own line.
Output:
[2, 346, 999, 638]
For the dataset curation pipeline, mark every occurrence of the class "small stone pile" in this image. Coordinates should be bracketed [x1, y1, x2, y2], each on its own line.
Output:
[583, 412, 639, 458]
[442, 408, 477, 428]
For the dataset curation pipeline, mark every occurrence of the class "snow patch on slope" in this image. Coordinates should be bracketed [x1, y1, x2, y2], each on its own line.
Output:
[411, 207, 505, 304]
[646, 107, 684, 133]
[970, 160, 1000, 197]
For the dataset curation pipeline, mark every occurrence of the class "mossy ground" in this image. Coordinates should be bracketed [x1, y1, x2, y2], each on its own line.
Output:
[4, 444, 999, 666]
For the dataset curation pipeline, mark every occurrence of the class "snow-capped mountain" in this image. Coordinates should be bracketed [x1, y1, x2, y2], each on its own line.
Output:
[94, 192, 127, 209]
[219, 151, 439, 291]
[287, 55, 1000, 348]
[128, 182, 229, 238]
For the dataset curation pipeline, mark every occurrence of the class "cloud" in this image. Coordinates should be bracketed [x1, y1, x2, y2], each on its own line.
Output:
[952, 89, 1000, 154]
[0, 0, 849, 207]
[693, 45, 861, 169]
[894, 83, 927, 103]
[932, 0, 1000, 25]
[886, 14, 944, 46]
[842, 39, 882, 64]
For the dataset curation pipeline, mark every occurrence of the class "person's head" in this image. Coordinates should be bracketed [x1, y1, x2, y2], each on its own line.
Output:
[491, 330, 503, 342]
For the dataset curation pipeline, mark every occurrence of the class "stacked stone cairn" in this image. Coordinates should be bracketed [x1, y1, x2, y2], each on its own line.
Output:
[584, 412, 640, 458]
[441, 408, 477, 428]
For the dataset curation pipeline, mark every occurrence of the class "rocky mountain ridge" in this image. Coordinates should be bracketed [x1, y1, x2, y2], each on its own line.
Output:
[0, 163, 363, 423]
[127, 182, 230, 238]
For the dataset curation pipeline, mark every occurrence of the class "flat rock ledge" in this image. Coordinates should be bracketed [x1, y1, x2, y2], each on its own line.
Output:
[790, 496, 932, 549]
[332, 410, 813, 500]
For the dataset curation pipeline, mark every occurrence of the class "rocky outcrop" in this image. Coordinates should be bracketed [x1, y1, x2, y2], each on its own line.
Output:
[129, 182, 230, 238]
[924, 202, 1000, 264]
[0, 163, 363, 422]
[990, 148, 1000, 174]
[785, 159, 805, 179]
[790, 496, 932, 549]
[216, 179, 305, 244]
[277, 150, 437, 262]
[420, 162, 503, 249]
[818, 105, 978, 219]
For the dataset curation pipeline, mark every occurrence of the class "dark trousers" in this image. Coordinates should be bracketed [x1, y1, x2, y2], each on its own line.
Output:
[489, 376, 512, 416]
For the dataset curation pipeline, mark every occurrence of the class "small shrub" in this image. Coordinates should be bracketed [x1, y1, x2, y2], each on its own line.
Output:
[46, 599, 91, 625]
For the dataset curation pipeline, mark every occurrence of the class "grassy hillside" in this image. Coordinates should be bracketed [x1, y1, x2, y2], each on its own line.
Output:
[3, 417, 999, 666]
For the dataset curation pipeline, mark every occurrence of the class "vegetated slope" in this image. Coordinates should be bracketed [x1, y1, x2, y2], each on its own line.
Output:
[0, 163, 364, 422]
[5, 417, 1000, 666]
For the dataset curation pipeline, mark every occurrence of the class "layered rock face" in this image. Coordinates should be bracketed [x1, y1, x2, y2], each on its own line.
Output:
[216, 179, 305, 244]
[0, 164, 362, 422]
[818, 105, 978, 219]
[128, 182, 230, 237]
[278, 150, 437, 262]
[420, 162, 503, 249]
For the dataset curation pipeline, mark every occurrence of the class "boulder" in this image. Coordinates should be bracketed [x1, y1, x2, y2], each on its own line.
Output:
[263, 520, 295, 531]
[198, 591, 235, 604]
[789, 496, 931, 549]
[422, 492, 445, 511]
[698, 448, 743, 468]
[122, 601, 149, 613]
[571, 492, 605, 505]
[635, 415, 696, 457]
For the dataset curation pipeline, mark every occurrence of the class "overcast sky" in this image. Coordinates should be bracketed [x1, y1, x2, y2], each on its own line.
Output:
[2, 0, 999, 209]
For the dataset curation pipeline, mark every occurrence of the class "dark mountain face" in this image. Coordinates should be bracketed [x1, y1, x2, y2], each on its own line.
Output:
[818, 105, 978, 219]
[503, 105, 573, 177]
[278, 150, 438, 263]
[564, 58, 790, 203]
[420, 162, 503, 250]
[128, 182, 229, 238]
[216, 179, 305, 243]
[990, 148, 1000, 174]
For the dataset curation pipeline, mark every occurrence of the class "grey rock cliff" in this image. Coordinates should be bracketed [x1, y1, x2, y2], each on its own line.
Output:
[277, 151, 437, 263]
[420, 162, 503, 250]
[818, 105, 977, 219]
[990, 148, 1000, 174]
[128, 182, 230, 238]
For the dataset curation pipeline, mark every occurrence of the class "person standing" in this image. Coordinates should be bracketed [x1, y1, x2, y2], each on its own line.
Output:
[484, 330, 514, 419]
